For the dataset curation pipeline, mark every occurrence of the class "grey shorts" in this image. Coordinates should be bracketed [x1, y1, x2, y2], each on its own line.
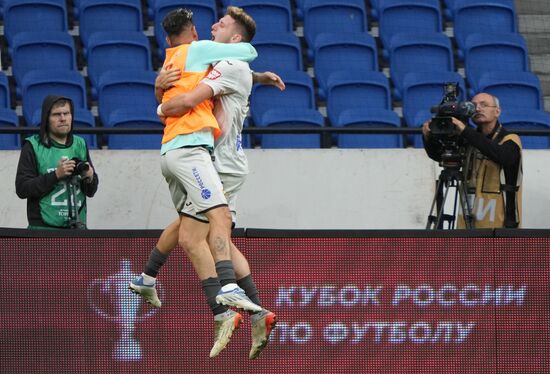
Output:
[182, 172, 246, 224]
[160, 146, 227, 215]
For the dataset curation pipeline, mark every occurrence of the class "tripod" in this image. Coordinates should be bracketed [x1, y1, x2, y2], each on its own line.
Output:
[426, 166, 474, 230]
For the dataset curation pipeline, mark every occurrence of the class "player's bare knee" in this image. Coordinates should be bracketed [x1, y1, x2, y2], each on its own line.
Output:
[206, 206, 232, 228]
[179, 235, 199, 254]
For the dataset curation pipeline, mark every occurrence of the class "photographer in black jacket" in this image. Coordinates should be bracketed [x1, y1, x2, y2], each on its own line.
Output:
[15, 95, 99, 229]
[422, 92, 522, 228]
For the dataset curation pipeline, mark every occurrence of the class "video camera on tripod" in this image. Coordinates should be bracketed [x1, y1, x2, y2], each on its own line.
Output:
[426, 82, 476, 230]
[428, 82, 476, 168]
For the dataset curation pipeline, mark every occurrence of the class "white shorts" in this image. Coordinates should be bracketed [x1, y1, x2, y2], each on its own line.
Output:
[182, 172, 246, 224]
[160, 146, 227, 214]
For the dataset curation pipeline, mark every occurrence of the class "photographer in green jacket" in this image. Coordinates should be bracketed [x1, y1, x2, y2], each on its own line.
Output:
[15, 95, 99, 229]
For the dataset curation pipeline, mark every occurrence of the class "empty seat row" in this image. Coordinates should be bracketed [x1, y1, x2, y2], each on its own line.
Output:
[249, 69, 403, 149]
[453, 0, 517, 59]
[250, 29, 535, 108]
[3, 0, 68, 49]
[325, 70, 402, 148]
[7, 28, 533, 102]
[3, 0, 143, 47]
[3, 0, 518, 60]
[8, 30, 152, 99]
[1, 66, 549, 149]
[250, 70, 323, 148]
[2, 0, 523, 86]
[298, 0, 518, 62]
[0, 69, 162, 149]
[3, 0, 293, 59]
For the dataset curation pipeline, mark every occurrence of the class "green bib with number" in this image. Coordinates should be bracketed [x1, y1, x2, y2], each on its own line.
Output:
[27, 135, 89, 227]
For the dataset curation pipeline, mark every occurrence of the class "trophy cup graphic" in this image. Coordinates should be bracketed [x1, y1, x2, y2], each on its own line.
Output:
[88, 259, 161, 361]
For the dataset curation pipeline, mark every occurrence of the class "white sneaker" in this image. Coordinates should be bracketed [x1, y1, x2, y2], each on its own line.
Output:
[215, 284, 262, 312]
[128, 275, 161, 308]
[209, 310, 243, 358]
[249, 309, 278, 359]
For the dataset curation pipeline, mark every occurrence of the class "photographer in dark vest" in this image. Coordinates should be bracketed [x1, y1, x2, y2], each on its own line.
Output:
[422, 92, 522, 228]
[16, 95, 99, 229]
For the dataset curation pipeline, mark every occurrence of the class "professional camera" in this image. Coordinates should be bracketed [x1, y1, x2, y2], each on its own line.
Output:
[71, 157, 89, 176]
[426, 82, 476, 168]
[429, 82, 476, 137]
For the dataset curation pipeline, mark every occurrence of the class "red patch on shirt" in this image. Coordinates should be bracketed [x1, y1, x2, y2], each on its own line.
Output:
[207, 68, 222, 80]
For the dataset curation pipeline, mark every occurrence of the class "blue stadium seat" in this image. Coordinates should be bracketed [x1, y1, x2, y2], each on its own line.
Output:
[453, 0, 517, 58]
[21, 70, 88, 127]
[258, 109, 324, 148]
[0, 72, 12, 110]
[313, 32, 378, 100]
[370, 0, 382, 20]
[228, 0, 293, 34]
[475, 71, 543, 111]
[73, 0, 82, 17]
[388, 32, 454, 100]
[333, 109, 403, 148]
[443, 0, 456, 19]
[97, 70, 161, 148]
[401, 71, 466, 147]
[499, 109, 550, 149]
[79, 0, 143, 48]
[3, 0, 68, 50]
[251, 70, 316, 123]
[154, 0, 217, 60]
[97, 70, 157, 127]
[145, 0, 156, 19]
[71, 109, 98, 149]
[463, 33, 529, 95]
[86, 31, 152, 99]
[303, 0, 368, 59]
[106, 114, 163, 149]
[326, 70, 402, 148]
[250, 70, 321, 148]
[250, 32, 302, 72]
[241, 117, 252, 148]
[11, 32, 76, 96]
[378, 0, 443, 54]
[0, 110, 20, 150]
[294, 0, 306, 20]
[0, 72, 19, 149]
[326, 71, 393, 117]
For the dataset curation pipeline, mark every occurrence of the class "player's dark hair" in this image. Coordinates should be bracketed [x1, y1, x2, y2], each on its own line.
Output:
[162, 8, 194, 37]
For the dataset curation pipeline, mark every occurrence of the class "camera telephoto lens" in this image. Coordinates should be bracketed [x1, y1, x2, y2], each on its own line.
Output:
[71, 157, 90, 176]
